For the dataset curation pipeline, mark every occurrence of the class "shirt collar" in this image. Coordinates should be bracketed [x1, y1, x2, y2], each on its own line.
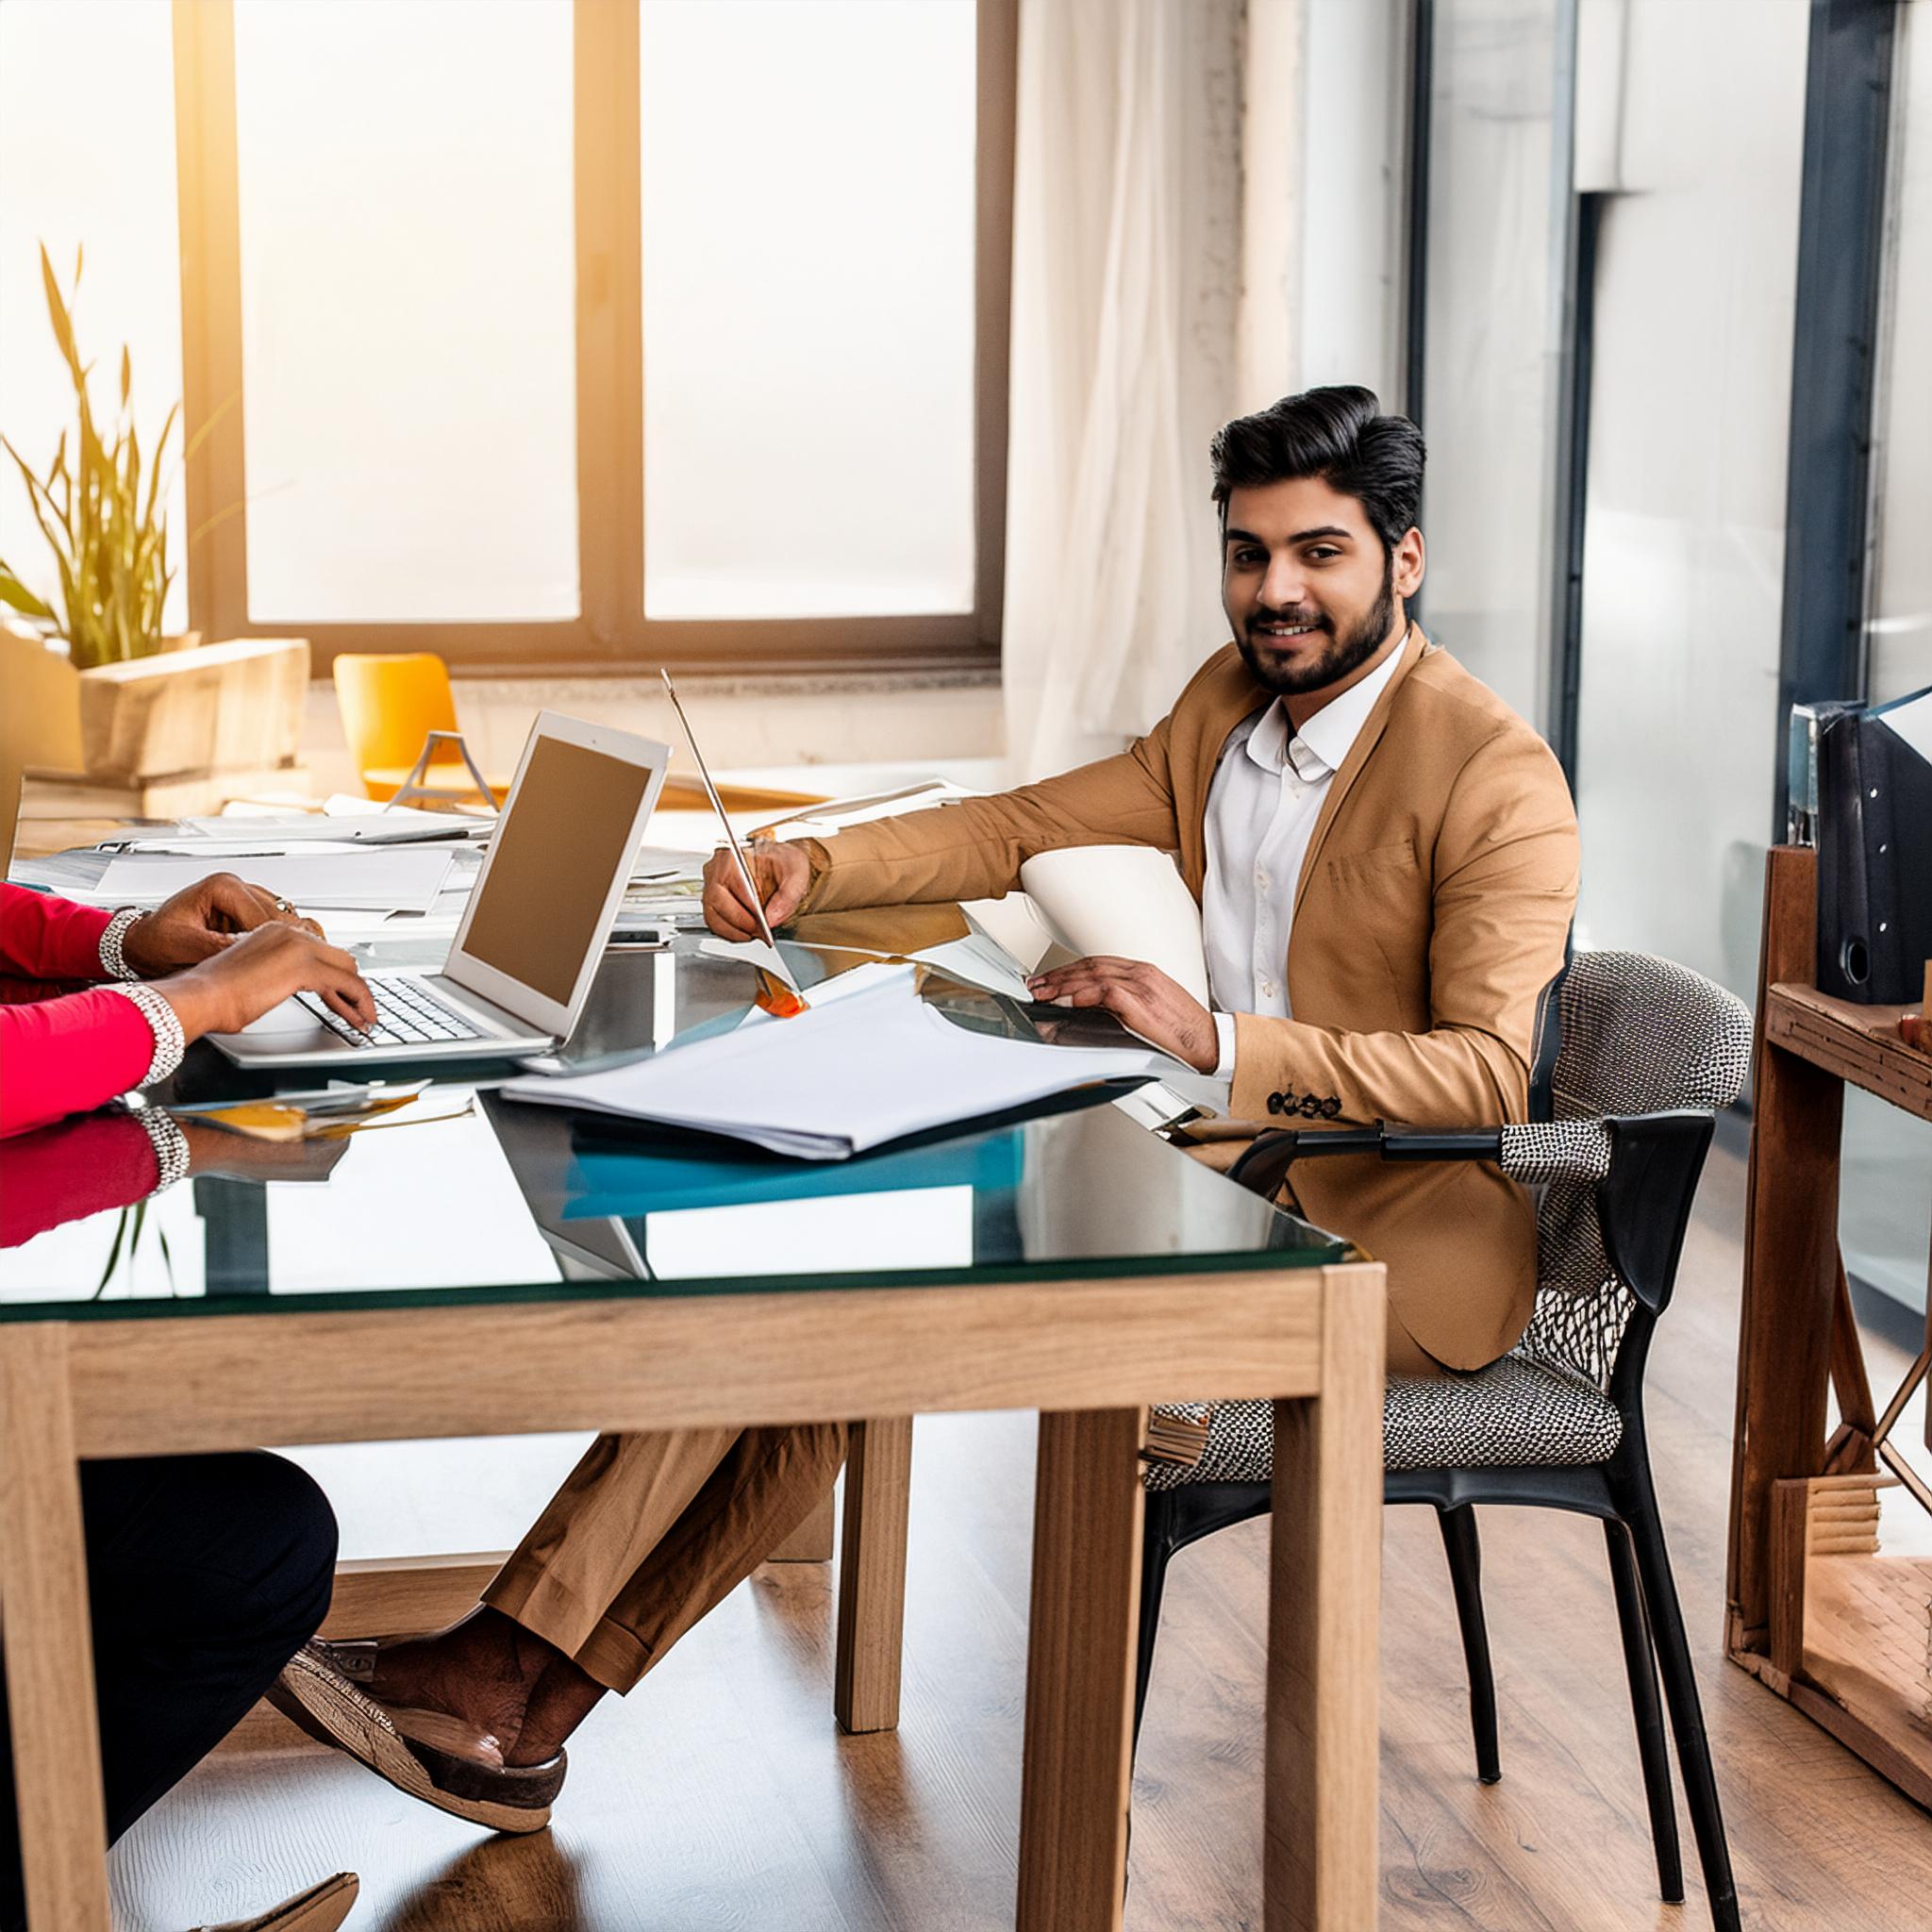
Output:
[1242, 634, 1407, 782]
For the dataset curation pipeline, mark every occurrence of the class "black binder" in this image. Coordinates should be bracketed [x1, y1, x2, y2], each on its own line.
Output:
[1815, 685, 1932, 1006]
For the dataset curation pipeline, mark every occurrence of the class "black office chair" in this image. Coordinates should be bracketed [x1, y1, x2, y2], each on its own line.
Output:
[1137, 952, 1753, 1932]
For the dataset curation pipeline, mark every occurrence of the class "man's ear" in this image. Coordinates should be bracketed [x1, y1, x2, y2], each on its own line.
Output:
[1392, 527, 1425, 600]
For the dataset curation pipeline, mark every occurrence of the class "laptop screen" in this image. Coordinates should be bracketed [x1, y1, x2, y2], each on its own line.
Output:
[458, 736, 657, 1003]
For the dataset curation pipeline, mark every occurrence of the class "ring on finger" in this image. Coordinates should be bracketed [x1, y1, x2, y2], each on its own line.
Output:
[273, 895, 295, 914]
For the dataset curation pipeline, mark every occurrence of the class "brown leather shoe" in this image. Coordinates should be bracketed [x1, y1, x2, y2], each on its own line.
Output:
[269, 1641, 564, 1833]
[194, 1871, 358, 1932]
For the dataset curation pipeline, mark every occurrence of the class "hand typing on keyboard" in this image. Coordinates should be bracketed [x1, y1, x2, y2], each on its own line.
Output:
[150, 923, 377, 1044]
[296, 977, 485, 1049]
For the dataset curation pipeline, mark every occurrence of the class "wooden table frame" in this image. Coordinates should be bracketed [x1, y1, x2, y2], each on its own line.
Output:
[1726, 845, 1932, 1799]
[0, 1259, 1385, 1932]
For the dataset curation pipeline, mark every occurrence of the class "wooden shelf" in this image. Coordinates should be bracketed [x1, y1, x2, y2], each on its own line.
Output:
[1764, 1544, 1932, 1812]
[1766, 982, 1932, 1123]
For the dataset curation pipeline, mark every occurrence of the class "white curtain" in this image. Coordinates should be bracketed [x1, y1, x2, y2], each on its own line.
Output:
[999, 0, 1252, 780]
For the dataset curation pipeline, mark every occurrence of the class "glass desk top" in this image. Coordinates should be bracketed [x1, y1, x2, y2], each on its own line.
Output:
[0, 926, 1348, 1321]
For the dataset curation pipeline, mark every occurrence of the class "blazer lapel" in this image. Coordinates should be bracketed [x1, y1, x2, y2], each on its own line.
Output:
[1291, 625, 1431, 920]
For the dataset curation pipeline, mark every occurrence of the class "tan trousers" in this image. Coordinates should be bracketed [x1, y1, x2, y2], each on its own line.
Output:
[483, 1424, 848, 1693]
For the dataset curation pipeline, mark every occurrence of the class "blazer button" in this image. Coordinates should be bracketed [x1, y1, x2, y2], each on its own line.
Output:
[1298, 1094, 1322, 1119]
[1321, 1096, 1341, 1119]
[1267, 1091, 1285, 1115]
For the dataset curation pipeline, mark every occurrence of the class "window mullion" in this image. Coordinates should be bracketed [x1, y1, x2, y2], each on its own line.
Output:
[171, 0, 251, 645]
[574, 0, 644, 659]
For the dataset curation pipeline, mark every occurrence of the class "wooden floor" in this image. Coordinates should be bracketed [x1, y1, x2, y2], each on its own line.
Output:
[110, 1128, 1932, 1931]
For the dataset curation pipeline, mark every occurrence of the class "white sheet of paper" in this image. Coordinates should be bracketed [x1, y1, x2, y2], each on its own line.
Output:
[910, 934, 1037, 1002]
[90, 847, 456, 913]
[179, 809, 483, 845]
[1017, 845, 1211, 1007]
[695, 932, 796, 986]
[501, 962, 1159, 1158]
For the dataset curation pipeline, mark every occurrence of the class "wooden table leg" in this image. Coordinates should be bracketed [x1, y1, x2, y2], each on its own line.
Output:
[835, 1417, 912, 1733]
[1266, 1262, 1383, 1932]
[1015, 1406, 1144, 1932]
[0, 1325, 112, 1931]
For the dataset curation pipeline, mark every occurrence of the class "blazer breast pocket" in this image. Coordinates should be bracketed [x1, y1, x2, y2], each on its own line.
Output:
[1323, 838, 1422, 888]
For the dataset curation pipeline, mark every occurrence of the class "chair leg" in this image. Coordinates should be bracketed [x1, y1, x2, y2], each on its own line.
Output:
[1604, 1517, 1684, 1903]
[1436, 1506, 1502, 1784]
[1133, 1489, 1178, 1750]
[1621, 1473, 1740, 1932]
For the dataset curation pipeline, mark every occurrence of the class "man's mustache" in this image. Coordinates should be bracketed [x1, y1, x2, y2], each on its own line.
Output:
[1248, 608, 1331, 632]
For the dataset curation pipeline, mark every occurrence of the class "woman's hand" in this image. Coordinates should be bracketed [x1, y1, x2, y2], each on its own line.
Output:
[122, 872, 325, 975]
[702, 841, 811, 941]
[153, 923, 375, 1041]
[1024, 956, 1221, 1073]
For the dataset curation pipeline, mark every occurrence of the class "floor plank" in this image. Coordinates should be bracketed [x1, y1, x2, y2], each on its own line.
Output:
[109, 1137, 1932, 1929]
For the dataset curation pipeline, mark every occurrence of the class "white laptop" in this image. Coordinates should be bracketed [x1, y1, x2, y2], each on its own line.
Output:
[210, 712, 671, 1068]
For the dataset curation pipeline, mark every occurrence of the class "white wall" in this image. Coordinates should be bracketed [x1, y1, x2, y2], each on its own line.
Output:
[299, 670, 1003, 799]
[1570, 0, 1810, 1007]
[1411, 0, 1567, 731]
[1871, 0, 1932, 704]
[1846, 0, 1932, 1313]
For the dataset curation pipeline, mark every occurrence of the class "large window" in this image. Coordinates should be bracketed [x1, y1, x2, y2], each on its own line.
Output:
[639, 0, 978, 624]
[0, 0, 189, 635]
[51, 0, 1016, 675]
[231, 0, 581, 625]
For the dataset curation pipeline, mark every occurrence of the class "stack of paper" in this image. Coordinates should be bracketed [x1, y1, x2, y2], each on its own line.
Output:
[84, 848, 457, 913]
[501, 963, 1160, 1158]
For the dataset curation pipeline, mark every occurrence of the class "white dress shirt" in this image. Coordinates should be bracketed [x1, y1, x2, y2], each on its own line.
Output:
[1201, 642, 1406, 1078]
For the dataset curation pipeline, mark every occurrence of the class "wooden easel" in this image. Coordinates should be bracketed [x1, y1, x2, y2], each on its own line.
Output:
[1726, 846, 1932, 1803]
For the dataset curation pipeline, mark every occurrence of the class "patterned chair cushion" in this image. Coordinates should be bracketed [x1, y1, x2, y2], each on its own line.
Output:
[1141, 1355, 1624, 1492]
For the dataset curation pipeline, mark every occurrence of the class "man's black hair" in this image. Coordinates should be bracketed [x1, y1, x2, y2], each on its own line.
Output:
[1209, 385, 1425, 557]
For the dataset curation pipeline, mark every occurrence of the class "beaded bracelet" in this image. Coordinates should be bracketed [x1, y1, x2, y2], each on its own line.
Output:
[106, 981, 187, 1088]
[97, 906, 147, 981]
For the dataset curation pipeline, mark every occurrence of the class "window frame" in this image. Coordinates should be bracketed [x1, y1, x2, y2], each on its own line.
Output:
[170, 0, 1016, 677]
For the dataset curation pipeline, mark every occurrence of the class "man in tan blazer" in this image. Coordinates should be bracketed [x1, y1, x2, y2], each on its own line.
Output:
[292, 387, 1576, 1820]
[716, 383, 1579, 1375]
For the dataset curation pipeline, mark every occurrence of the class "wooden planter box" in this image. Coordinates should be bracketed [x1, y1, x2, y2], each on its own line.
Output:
[21, 635, 311, 818]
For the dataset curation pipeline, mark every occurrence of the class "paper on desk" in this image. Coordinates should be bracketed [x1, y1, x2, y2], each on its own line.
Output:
[774, 931, 1037, 1004]
[320, 794, 494, 833]
[1017, 845, 1211, 1007]
[695, 932, 797, 988]
[500, 962, 1160, 1158]
[177, 809, 485, 846]
[90, 847, 456, 913]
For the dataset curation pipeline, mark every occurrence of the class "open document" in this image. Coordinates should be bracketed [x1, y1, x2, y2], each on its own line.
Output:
[1017, 845, 1211, 1006]
[499, 963, 1163, 1158]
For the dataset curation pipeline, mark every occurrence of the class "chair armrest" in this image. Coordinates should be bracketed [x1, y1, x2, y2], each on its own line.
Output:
[1226, 1120, 1609, 1200]
[1226, 1127, 1377, 1198]
[1498, 1120, 1613, 1184]
[1226, 1124, 1506, 1198]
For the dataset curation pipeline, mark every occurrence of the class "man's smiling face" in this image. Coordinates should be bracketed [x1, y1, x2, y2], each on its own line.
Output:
[1220, 475, 1422, 698]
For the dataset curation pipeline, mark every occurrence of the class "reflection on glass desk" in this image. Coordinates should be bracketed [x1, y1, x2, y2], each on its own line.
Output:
[0, 931, 1348, 1317]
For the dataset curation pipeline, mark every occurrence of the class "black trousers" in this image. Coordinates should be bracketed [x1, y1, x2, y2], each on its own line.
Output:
[0, 1452, 338, 1930]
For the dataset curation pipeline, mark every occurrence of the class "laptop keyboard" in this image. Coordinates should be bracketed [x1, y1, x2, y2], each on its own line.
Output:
[295, 977, 491, 1050]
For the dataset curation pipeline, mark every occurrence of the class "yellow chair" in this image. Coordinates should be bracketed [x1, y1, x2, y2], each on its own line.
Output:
[331, 652, 508, 806]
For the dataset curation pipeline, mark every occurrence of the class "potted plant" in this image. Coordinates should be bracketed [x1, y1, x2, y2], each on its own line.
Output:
[0, 245, 308, 813]
[0, 245, 195, 668]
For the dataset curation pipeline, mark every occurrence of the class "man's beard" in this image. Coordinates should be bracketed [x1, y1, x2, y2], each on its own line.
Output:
[1235, 560, 1396, 696]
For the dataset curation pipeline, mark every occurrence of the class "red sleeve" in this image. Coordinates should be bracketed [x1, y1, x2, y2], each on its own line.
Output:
[0, 885, 114, 982]
[0, 988, 158, 1138]
[0, 1111, 162, 1246]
